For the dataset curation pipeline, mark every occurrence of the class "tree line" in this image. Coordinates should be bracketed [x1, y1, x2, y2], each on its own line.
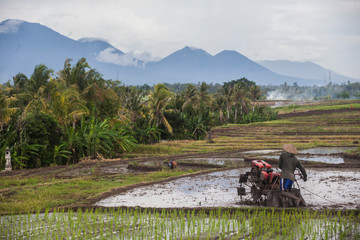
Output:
[0, 58, 277, 169]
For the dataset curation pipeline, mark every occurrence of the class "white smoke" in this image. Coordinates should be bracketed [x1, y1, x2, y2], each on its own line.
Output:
[266, 90, 287, 100]
[96, 47, 139, 67]
[266, 89, 315, 100]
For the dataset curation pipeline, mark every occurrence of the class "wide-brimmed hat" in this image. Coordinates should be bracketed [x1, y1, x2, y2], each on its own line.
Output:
[283, 144, 298, 154]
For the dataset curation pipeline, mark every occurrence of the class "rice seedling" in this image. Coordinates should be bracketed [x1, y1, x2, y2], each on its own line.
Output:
[0, 208, 359, 239]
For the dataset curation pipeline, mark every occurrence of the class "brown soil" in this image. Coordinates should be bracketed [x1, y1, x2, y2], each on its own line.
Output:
[277, 108, 360, 119]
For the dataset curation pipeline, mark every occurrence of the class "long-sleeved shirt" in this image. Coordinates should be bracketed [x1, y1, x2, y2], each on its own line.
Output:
[278, 151, 307, 181]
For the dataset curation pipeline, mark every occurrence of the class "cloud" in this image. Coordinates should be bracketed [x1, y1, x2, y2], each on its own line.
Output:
[126, 50, 161, 63]
[96, 47, 139, 67]
[0, 19, 23, 33]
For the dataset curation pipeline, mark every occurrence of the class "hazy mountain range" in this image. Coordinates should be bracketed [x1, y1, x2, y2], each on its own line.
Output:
[0, 19, 358, 86]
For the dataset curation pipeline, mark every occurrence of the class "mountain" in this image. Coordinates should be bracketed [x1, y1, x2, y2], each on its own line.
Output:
[144, 47, 313, 85]
[258, 60, 358, 84]
[1, 19, 356, 86]
[0, 19, 141, 83]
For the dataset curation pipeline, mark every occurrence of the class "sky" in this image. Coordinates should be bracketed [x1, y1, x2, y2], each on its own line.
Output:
[1, 0, 360, 79]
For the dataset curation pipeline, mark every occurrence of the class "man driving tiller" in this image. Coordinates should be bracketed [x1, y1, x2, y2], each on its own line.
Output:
[279, 144, 307, 192]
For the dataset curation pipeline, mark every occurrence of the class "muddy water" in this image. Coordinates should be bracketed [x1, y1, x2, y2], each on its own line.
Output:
[179, 158, 248, 167]
[96, 169, 248, 208]
[298, 147, 357, 155]
[95, 168, 360, 209]
[242, 149, 281, 155]
[256, 147, 358, 164]
[302, 168, 360, 209]
[261, 155, 345, 164]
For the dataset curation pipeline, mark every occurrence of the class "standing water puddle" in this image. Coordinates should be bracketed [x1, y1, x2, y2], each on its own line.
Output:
[298, 147, 357, 155]
[258, 147, 357, 164]
[261, 155, 345, 164]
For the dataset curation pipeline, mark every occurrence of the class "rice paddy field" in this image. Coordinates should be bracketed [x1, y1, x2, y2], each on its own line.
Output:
[1, 208, 359, 239]
[1, 99, 360, 239]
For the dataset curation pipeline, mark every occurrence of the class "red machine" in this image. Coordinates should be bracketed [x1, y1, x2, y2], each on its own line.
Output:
[238, 160, 305, 207]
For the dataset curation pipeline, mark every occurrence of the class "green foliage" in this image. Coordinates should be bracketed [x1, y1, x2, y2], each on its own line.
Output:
[52, 144, 71, 166]
[0, 60, 278, 169]
[337, 90, 350, 99]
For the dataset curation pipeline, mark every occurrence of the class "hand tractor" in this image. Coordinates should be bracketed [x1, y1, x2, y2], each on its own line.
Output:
[238, 160, 306, 207]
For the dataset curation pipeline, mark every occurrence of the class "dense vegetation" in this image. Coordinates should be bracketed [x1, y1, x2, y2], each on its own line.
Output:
[0, 58, 277, 169]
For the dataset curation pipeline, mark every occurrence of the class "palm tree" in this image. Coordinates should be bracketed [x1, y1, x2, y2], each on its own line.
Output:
[182, 84, 199, 111]
[213, 93, 226, 123]
[122, 86, 146, 122]
[221, 84, 233, 121]
[82, 80, 120, 119]
[12, 73, 29, 93]
[22, 86, 48, 116]
[232, 83, 247, 121]
[19, 64, 53, 119]
[0, 87, 17, 131]
[48, 82, 89, 128]
[198, 82, 211, 110]
[249, 85, 262, 111]
[27, 64, 53, 94]
[58, 58, 94, 91]
[148, 83, 173, 134]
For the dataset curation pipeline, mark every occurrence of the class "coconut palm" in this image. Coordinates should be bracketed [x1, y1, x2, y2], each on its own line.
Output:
[49, 83, 89, 128]
[249, 85, 262, 111]
[198, 82, 211, 110]
[221, 84, 233, 121]
[232, 83, 249, 121]
[122, 86, 147, 122]
[213, 93, 226, 123]
[182, 84, 199, 111]
[148, 83, 173, 133]
[27, 64, 53, 94]
[0, 87, 17, 131]
[58, 58, 95, 91]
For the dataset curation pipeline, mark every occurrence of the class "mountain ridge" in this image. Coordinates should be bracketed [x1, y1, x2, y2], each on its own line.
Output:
[0, 19, 357, 86]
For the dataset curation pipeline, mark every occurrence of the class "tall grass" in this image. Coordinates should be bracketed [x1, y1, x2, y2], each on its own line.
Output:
[1, 208, 359, 239]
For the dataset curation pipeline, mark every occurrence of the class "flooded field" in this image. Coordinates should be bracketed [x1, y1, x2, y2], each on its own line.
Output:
[96, 146, 359, 209]
[96, 169, 245, 208]
[96, 167, 360, 209]
[261, 155, 345, 164]
[298, 147, 357, 155]
[253, 147, 357, 164]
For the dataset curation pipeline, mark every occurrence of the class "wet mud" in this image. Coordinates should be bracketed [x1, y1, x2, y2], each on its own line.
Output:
[95, 146, 360, 209]
[1, 145, 359, 210]
[95, 168, 360, 210]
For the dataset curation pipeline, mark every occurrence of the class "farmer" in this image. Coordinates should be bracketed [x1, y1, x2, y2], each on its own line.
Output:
[168, 161, 177, 169]
[278, 144, 307, 192]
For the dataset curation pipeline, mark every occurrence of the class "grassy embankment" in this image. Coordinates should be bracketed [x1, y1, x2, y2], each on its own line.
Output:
[0, 169, 200, 213]
[0, 100, 359, 214]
